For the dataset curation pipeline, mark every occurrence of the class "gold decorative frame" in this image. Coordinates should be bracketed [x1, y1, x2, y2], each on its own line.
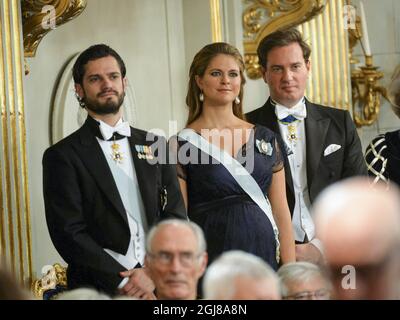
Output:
[22, 0, 87, 57]
[210, 0, 223, 42]
[346, 0, 388, 127]
[32, 263, 67, 299]
[242, 0, 326, 79]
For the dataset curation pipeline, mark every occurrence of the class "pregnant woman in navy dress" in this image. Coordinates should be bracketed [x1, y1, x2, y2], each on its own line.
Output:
[174, 43, 295, 269]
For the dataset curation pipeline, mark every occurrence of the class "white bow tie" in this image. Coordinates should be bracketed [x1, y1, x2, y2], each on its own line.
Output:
[99, 120, 131, 140]
[274, 99, 307, 121]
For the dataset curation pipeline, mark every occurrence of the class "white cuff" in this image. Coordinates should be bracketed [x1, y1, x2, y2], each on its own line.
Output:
[118, 276, 129, 289]
[310, 238, 324, 255]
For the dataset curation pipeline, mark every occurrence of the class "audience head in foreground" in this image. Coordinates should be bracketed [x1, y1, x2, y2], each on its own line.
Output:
[145, 219, 207, 300]
[314, 177, 400, 299]
[56, 288, 111, 300]
[203, 250, 281, 300]
[278, 261, 331, 300]
[0, 262, 33, 300]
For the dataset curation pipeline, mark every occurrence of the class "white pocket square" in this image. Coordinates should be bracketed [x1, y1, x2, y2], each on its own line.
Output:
[324, 144, 341, 156]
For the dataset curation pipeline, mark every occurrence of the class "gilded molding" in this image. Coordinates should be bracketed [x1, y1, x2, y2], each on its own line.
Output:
[32, 263, 67, 299]
[0, 2, 6, 257]
[2, 0, 17, 273]
[242, 0, 326, 79]
[22, 0, 87, 57]
[13, 0, 34, 282]
[1, 0, 34, 283]
[210, 0, 223, 42]
[298, 0, 351, 110]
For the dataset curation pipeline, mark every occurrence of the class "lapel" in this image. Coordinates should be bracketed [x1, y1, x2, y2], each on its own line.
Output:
[305, 100, 330, 188]
[257, 98, 281, 134]
[261, 99, 294, 196]
[75, 121, 127, 223]
[128, 128, 158, 226]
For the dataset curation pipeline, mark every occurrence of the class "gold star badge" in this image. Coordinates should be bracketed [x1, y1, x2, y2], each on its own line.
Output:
[111, 141, 123, 163]
[287, 124, 298, 142]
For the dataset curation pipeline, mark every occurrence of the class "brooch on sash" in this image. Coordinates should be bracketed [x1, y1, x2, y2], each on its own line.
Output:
[135, 145, 154, 160]
[256, 139, 273, 156]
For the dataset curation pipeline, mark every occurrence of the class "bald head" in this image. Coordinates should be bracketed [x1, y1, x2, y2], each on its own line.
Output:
[314, 177, 400, 299]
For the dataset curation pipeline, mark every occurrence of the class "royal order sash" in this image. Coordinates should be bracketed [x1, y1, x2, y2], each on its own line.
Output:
[178, 128, 280, 263]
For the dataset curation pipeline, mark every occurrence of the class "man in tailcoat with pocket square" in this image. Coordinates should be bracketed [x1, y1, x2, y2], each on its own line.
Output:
[246, 28, 367, 264]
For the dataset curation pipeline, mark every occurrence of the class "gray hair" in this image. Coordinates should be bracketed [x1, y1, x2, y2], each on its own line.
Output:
[277, 262, 330, 297]
[146, 219, 207, 254]
[203, 250, 279, 299]
[56, 288, 111, 300]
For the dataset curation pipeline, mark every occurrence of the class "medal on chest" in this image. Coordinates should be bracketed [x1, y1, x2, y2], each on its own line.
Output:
[135, 145, 154, 160]
[111, 140, 123, 163]
[287, 123, 298, 143]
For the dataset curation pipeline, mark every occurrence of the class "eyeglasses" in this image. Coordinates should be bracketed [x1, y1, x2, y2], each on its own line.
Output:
[284, 288, 330, 300]
[148, 251, 202, 267]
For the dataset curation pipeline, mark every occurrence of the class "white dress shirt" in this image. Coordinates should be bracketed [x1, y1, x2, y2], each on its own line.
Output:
[94, 117, 147, 288]
[274, 99, 320, 250]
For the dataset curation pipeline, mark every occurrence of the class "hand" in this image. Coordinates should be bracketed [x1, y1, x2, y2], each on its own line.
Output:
[140, 292, 157, 300]
[295, 242, 323, 265]
[119, 268, 155, 299]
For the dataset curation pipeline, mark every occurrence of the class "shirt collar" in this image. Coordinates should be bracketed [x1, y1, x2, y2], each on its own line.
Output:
[273, 97, 307, 121]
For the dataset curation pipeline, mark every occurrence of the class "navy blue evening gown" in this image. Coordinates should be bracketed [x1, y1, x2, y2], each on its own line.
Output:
[175, 125, 283, 269]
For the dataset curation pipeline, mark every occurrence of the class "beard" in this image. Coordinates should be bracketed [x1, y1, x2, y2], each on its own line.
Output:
[83, 89, 125, 115]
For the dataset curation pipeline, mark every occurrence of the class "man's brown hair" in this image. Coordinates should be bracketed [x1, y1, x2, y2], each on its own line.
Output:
[257, 28, 311, 68]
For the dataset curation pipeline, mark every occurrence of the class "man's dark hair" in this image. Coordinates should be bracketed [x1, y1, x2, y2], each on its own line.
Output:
[72, 44, 126, 85]
[257, 28, 311, 69]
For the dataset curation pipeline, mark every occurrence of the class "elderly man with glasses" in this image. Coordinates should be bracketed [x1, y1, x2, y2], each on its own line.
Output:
[145, 219, 208, 300]
[278, 261, 331, 300]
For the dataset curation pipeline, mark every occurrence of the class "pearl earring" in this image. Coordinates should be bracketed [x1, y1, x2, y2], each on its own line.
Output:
[235, 96, 240, 105]
[199, 92, 204, 102]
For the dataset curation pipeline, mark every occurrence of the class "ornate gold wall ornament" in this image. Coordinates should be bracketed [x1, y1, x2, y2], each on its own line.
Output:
[242, 0, 326, 79]
[32, 263, 67, 299]
[347, 11, 361, 65]
[347, 1, 388, 127]
[351, 56, 387, 127]
[22, 0, 87, 58]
